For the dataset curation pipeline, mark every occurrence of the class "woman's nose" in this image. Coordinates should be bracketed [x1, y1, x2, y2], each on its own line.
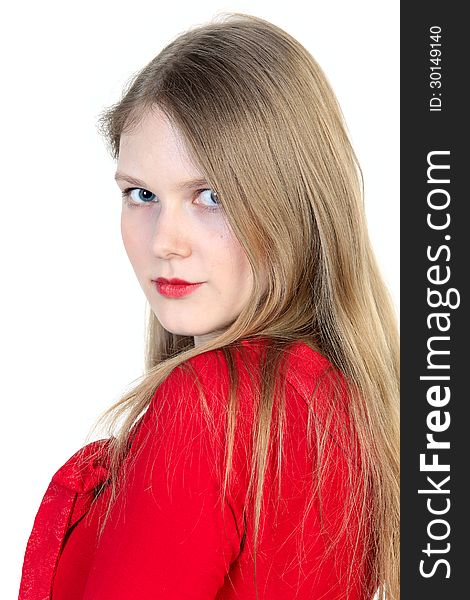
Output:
[150, 202, 192, 260]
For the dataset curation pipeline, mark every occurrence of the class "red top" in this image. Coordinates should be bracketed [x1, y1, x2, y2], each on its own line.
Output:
[19, 338, 371, 599]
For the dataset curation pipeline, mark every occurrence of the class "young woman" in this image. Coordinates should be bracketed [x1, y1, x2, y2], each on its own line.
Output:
[19, 12, 399, 600]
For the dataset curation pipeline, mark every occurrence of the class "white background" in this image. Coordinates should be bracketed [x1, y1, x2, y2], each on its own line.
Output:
[1, 1, 399, 596]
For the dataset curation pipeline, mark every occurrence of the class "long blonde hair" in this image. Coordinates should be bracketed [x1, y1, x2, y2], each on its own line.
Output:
[91, 12, 399, 599]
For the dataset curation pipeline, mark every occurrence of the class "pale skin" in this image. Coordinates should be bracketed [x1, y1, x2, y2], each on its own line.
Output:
[115, 107, 255, 348]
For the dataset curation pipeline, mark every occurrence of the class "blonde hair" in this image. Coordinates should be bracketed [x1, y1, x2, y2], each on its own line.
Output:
[91, 12, 399, 599]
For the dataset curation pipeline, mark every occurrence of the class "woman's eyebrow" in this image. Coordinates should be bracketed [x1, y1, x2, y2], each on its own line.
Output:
[114, 173, 148, 187]
[114, 172, 210, 191]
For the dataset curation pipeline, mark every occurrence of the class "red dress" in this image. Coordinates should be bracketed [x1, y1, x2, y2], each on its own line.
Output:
[19, 338, 371, 599]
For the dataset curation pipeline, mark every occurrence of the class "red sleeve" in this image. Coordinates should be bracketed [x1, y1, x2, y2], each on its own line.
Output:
[82, 358, 244, 599]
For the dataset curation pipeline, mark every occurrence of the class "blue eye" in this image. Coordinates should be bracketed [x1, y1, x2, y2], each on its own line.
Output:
[122, 188, 156, 205]
[198, 189, 220, 211]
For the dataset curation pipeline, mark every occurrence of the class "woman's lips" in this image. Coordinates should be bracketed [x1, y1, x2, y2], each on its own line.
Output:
[153, 280, 204, 298]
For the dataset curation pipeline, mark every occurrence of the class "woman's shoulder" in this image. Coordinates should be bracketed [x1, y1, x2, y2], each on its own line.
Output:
[158, 337, 348, 415]
[185, 336, 343, 389]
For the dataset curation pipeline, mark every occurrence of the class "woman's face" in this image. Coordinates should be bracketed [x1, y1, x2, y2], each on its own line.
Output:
[116, 107, 254, 347]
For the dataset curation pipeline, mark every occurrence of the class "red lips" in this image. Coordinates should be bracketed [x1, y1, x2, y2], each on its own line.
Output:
[155, 277, 198, 285]
[153, 278, 204, 298]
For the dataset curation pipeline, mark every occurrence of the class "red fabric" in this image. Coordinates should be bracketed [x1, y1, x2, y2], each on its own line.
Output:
[19, 338, 371, 599]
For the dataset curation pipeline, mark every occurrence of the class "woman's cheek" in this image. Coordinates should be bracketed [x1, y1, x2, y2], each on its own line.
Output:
[121, 211, 154, 248]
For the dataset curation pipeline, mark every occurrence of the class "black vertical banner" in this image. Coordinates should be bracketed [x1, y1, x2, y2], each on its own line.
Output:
[401, 3, 468, 599]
